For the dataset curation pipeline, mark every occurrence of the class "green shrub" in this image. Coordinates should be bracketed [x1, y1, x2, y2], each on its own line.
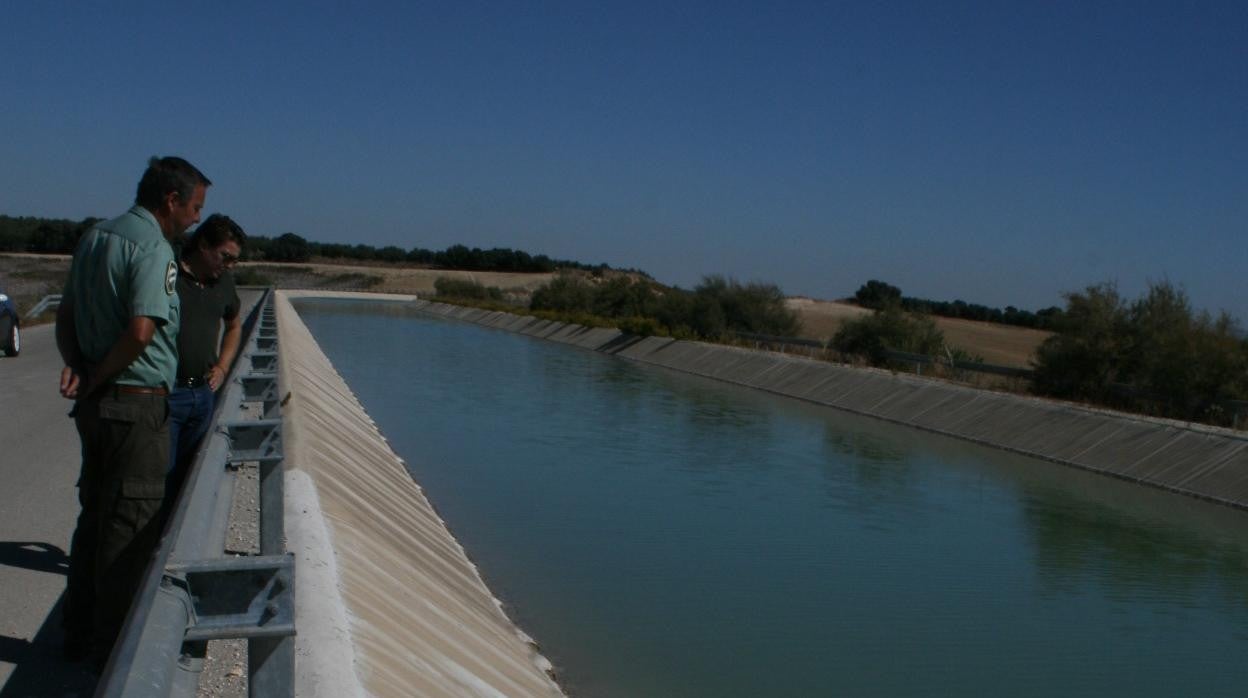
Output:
[529, 273, 595, 314]
[1032, 281, 1248, 423]
[832, 306, 944, 366]
[692, 275, 799, 337]
[1031, 283, 1128, 402]
[592, 276, 659, 319]
[434, 277, 504, 301]
[616, 316, 666, 337]
[528, 272, 799, 343]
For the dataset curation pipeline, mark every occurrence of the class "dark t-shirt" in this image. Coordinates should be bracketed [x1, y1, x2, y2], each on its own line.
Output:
[175, 266, 240, 382]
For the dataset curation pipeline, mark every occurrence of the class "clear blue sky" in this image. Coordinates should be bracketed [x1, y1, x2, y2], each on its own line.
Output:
[2, 1, 1244, 320]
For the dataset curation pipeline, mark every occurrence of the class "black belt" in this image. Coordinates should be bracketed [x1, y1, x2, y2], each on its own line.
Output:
[114, 384, 169, 396]
[176, 376, 208, 389]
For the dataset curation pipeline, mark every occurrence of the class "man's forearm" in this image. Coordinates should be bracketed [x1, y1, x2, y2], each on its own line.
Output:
[86, 317, 157, 394]
[215, 317, 242, 373]
[55, 299, 83, 368]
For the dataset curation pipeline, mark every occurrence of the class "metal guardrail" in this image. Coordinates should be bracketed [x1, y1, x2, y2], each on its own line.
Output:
[881, 348, 1035, 378]
[96, 288, 294, 697]
[26, 293, 61, 318]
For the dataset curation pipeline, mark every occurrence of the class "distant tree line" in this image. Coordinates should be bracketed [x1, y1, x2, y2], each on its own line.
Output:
[0, 215, 102, 253]
[853, 279, 1064, 329]
[240, 233, 642, 275]
[517, 272, 798, 340]
[1, 214, 638, 276]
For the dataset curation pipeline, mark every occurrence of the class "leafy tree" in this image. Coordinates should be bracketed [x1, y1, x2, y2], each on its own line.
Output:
[1032, 280, 1248, 423]
[854, 280, 903, 309]
[1031, 283, 1129, 402]
[1123, 282, 1196, 410]
[654, 289, 698, 337]
[687, 289, 729, 339]
[377, 245, 406, 263]
[269, 232, 310, 262]
[405, 247, 433, 264]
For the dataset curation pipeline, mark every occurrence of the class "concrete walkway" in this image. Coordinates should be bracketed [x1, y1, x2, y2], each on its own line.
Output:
[0, 290, 263, 697]
[0, 323, 98, 696]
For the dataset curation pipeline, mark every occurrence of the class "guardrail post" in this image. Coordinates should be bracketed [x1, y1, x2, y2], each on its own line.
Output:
[244, 304, 294, 697]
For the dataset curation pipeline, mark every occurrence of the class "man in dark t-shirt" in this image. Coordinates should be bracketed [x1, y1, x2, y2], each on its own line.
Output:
[167, 213, 246, 508]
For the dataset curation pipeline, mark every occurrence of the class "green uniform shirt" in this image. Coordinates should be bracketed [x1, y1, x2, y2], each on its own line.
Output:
[63, 206, 181, 390]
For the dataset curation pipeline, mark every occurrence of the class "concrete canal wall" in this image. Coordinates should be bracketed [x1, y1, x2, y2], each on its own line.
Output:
[275, 291, 564, 697]
[411, 299, 1248, 511]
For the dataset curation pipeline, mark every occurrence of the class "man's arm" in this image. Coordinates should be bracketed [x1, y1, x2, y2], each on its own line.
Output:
[83, 317, 158, 397]
[56, 297, 84, 398]
[207, 312, 242, 391]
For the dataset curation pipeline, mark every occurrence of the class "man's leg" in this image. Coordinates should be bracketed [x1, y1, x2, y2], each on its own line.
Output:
[165, 387, 191, 513]
[166, 385, 214, 511]
[62, 397, 101, 660]
[90, 392, 169, 667]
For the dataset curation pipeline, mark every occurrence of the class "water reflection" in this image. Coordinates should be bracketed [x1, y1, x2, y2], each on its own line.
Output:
[1022, 485, 1248, 611]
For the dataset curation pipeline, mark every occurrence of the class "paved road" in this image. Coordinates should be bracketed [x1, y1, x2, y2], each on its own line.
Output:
[0, 323, 97, 695]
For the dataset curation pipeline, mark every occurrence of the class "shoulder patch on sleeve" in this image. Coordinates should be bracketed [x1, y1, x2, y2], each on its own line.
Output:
[165, 260, 177, 295]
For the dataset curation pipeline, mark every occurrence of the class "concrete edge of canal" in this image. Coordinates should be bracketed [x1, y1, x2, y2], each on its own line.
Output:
[275, 291, 565, 697]
[407, 298, 1248, 511]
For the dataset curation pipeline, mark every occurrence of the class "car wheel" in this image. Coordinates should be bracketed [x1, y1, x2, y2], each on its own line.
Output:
[1, 316, 17, 357]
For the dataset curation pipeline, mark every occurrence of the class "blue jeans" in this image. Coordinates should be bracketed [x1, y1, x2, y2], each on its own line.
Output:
[166, 384, 215, 510]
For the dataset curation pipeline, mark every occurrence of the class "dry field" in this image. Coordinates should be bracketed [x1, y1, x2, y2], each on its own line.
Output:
[786, 296, 1051, 369]
[252, 260, 557, 297]
[927, 316, 1051, 368]
[0, 253, 557, 324]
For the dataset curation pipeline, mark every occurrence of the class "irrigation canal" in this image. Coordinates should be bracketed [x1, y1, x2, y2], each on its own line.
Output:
[297, 298, 1248, 698]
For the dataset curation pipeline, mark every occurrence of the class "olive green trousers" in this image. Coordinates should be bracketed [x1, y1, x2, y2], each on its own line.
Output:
[64, 389, 169, 666]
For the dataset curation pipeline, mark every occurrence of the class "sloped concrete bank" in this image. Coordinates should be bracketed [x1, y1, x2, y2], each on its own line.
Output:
[411, 299, 1248, 511]
[275, 291, 564, 697]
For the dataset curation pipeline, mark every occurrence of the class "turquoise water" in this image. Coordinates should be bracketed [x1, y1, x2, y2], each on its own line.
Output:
[296, 299, 1248, 697]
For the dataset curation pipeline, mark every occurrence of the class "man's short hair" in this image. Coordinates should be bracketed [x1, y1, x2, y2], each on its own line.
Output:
[135, 156, 211, 210]
[186, 214, 246, 254]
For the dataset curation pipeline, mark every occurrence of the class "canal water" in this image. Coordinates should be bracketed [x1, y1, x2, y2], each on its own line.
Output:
[295, 299, 1248, 697]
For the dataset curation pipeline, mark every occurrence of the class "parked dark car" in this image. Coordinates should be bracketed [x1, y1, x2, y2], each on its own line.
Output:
[0, 290, 20, 357]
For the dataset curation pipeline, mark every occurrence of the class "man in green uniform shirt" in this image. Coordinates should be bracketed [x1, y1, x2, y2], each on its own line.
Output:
[55, 156, 210, 667]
